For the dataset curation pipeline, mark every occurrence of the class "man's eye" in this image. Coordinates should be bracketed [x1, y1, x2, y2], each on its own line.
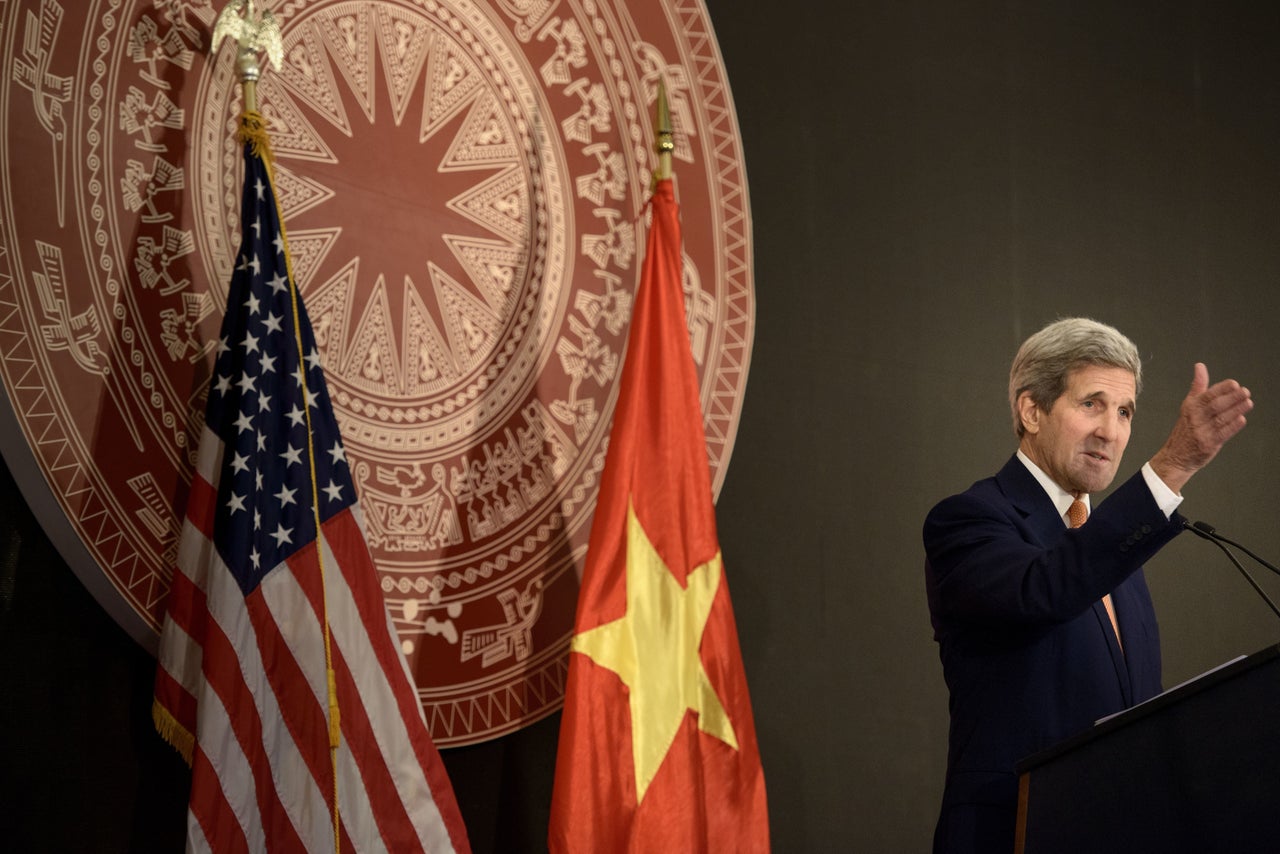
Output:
[1119, 408, 1132, 419]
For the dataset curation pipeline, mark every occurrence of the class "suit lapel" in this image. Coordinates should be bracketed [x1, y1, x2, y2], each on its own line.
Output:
[993, 456, 1064, 543]
[1094, 598, 1133, 705]
[996, 455, 1134, 704]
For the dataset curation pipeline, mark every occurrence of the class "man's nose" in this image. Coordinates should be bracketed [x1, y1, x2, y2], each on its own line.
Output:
[1094, 412, 1122, 440]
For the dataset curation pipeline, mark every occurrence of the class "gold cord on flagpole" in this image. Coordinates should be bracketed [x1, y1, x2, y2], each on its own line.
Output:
[266, 128, 345, 854]
[215, 5, 343, 852]
[277, 162, 344, 854]
[237, 111, 272, 162]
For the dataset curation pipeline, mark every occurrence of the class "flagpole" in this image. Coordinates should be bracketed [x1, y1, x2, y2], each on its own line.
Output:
[237, 46, 261, 115]
[654, 79, 673, 182]
[211, 6, 349, 853]
[548, 70, 769, 854]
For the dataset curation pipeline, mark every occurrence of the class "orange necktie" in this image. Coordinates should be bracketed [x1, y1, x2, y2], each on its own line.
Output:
[1069, 498, 1122, 649]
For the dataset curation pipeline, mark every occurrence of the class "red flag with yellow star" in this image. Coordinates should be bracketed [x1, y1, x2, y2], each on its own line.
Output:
[547, 178, 769, 852]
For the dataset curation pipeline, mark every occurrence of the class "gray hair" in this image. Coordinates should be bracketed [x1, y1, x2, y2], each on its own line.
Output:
[1008, 317, 1143, 437]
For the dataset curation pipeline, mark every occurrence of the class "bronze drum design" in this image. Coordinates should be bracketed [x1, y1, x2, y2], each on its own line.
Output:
[0, 0, 751, 746]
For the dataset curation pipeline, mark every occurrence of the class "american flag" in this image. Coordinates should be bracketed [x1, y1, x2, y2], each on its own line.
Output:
[153, 117, 470, 853]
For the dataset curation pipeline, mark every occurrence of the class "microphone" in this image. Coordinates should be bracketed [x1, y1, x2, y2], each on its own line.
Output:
[1188, 520, 1280, 578]
[1183, 519, 1280, 620]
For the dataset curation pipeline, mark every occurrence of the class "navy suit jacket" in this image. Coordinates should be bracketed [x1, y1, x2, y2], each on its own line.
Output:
[924, 455, 1184, 854]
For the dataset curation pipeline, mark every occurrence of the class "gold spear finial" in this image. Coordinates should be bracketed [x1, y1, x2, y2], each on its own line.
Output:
[653, 78, 673, 183]
[211, 0, 283, 114]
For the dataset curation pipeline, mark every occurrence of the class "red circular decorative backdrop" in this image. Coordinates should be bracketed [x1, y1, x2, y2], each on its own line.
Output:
[0, 0, 751, 746]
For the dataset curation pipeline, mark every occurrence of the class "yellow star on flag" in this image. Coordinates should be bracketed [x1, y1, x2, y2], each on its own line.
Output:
[571, 499, 739, 801]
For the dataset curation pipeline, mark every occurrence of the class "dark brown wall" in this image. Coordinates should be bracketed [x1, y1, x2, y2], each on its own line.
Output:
[710, 1, 1280, 849]
[3, 2, 1280, 851]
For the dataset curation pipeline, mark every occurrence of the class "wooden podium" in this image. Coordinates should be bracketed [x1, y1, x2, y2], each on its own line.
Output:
[1015, 643, 1280, 854]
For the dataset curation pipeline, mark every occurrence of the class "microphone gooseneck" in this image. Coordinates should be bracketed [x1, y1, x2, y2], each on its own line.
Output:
[1183, 519, 1280, 621]
[1187, 520, 1280, 578]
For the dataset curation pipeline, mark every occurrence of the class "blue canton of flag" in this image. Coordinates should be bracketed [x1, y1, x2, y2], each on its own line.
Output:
[204, 155, 351, 593]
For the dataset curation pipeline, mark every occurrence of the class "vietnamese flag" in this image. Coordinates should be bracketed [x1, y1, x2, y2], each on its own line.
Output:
[547, 178, 770, 853]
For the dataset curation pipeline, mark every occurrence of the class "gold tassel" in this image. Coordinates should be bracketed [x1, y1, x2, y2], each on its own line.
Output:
[327, 667, 341, 748]
[237, 110, 274, 163]
[152, 699, 195, 767]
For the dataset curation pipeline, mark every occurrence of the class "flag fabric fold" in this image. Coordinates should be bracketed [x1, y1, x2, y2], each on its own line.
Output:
[153, 112, 470, 854]
[548, 178, 769, 852]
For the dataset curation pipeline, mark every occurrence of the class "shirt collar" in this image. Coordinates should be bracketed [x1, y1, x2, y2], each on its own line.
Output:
[1016, 449, 1090, 525]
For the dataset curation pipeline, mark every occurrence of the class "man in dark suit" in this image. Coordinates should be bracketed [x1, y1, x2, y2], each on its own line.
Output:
[924, 317, 1253, 854]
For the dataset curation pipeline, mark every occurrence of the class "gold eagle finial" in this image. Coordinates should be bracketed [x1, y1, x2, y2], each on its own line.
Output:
[211, 0, 283, 75]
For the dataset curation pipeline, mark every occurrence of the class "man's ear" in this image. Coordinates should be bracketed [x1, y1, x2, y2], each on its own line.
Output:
[1017, 392, 1041, 435]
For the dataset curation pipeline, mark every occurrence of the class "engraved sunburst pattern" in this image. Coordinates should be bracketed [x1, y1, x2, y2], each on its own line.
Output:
[0, 0, 751, 745]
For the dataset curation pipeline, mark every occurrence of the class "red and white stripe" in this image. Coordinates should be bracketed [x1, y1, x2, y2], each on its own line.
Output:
[155, 425, 469, 853]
